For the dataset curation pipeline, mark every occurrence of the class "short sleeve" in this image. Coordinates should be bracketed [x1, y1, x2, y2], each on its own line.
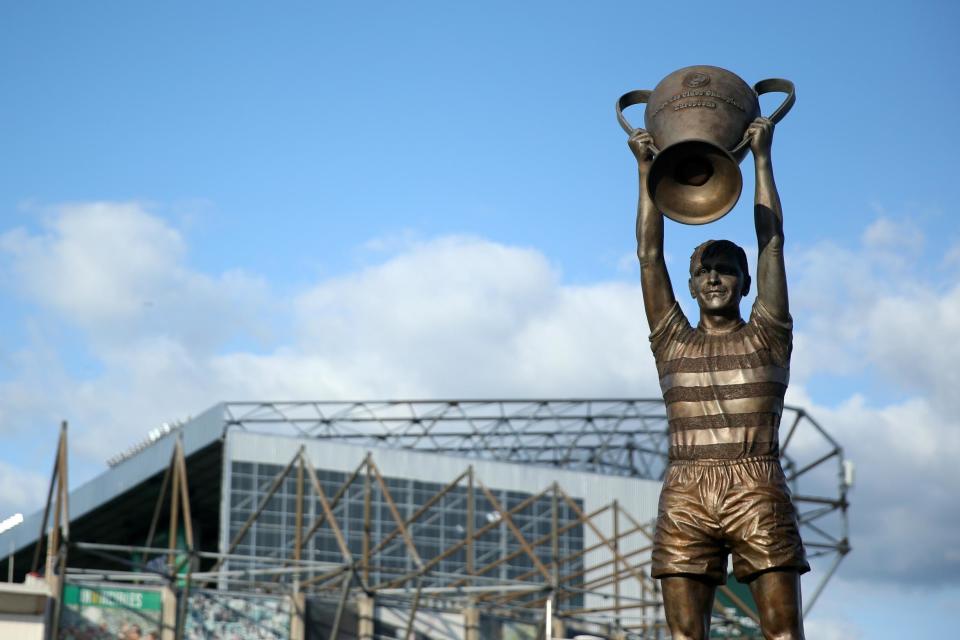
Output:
[749, 298, 793, 365]
[649, 302, 692, 363]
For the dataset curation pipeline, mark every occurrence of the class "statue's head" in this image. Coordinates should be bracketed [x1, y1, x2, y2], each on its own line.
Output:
[688, 239, 751, 315]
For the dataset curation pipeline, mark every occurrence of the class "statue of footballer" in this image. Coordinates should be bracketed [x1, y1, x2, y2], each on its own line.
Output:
[628, 117, 808, 640]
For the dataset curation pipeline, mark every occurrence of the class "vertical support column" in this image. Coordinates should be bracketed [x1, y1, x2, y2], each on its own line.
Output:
[218, 420, 234, 591]
[45, 426, 66, 586]
[168, 454, 181, 575]
[550, 612, 565, 640]
[463, 599, 480, 640]
[160, 586, 177, 640]
[46, 422, 70, 640]
[550, 483, 559, 592]
[613, 499, 621, 633]
[653, 578, 662, 639]
[291, 454, 305, 640]
[289, 591, 306, 640]
[641, 548, 648, 636]
[466, 466, 475, 584]
[357, 593, 375, 640]
[294, 453, 304, 594]
[363, 454, 372, 586]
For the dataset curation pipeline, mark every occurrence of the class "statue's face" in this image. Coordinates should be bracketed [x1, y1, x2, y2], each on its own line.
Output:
[688, 250, 748, 313]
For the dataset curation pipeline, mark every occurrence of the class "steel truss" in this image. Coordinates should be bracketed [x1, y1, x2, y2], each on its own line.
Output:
[219, 400, 851, 623]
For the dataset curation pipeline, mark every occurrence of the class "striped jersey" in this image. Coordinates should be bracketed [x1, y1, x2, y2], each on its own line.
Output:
[650, 299, 792, 461]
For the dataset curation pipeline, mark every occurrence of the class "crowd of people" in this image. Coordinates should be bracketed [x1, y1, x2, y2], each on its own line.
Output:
[58, 612, 160, 640]
[183, 591, 290, 639]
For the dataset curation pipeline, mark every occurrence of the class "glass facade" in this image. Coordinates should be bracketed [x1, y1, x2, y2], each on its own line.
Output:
[228, 461, 584, 600]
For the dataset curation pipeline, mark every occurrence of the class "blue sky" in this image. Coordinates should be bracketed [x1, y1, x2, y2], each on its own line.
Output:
[1, 1, 958, 637]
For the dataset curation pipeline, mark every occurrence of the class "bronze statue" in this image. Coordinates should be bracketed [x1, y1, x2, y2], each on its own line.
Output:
[627, 106, 808, 637]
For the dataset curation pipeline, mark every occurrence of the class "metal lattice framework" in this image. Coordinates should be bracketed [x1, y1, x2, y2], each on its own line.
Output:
[221, 398, 851, 616]
[224, 399, 674, 479]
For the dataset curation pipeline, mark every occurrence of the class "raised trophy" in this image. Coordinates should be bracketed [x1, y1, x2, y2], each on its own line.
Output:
[617, 65, 795, 224]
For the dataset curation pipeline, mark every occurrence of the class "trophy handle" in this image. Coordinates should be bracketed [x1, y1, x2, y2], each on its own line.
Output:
[616, 90, 661, 153]
[732, 78, 796, 154]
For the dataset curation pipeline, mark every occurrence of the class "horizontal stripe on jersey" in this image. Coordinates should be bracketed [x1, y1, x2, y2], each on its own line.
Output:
[649, 301, 792, 462]
[659, 365, 789, 392]
[669, 441, 777, 461]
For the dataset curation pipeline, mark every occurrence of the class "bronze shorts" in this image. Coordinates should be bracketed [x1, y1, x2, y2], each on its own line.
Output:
[651, 455, 809, 585]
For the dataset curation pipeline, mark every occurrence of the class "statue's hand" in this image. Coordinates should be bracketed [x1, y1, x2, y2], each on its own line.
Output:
[747, 117, 774, 158]
[627, 130, 655, 173]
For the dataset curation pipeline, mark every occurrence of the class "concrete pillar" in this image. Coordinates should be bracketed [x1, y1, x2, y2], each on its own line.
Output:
[463, 600, 480, 640]
[289, 592, 306, 640]
[357, 594, 375, 640]
[160, 587, 177, 640]
[550, 615, 565, 640]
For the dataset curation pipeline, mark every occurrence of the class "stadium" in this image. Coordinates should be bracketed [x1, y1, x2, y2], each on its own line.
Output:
[0, 399, 851, 639]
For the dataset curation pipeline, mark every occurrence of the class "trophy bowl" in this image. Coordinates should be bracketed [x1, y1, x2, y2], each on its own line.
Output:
[617, 65, 795, 224]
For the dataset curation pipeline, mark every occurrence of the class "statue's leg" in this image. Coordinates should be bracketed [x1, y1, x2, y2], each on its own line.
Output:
[660, 575, 716, 640]
[747, 569, 805, 640]
[722, 458, 809, 639]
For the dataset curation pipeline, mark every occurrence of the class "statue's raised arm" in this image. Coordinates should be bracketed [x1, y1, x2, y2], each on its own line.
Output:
[629, 130, 677, 331]
[748, 117, 789, 320]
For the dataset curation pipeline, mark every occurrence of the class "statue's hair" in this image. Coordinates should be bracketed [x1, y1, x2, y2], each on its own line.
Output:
[689, 239, 749, 278]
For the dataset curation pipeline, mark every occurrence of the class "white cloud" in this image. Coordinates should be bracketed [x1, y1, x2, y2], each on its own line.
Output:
[1, 202, 184, 324]
[794, 390, 960, 585]
[0, 462, 48, 517]
[784, 217, 960, 586]
[0, 202, 269, 353]
[292, 238, 656, 398]
[861, 216, 924, 255]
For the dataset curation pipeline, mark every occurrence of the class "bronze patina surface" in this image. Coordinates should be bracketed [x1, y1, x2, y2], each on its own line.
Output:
[626, 109, 807, 638]
[618, 66, 794, 224]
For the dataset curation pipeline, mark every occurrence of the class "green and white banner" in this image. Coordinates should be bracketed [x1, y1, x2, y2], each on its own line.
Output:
[60, 583, 164, 640]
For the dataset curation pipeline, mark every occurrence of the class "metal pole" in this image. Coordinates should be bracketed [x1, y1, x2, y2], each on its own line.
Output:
[551, 482, 559, 590]
[403, 576, 423, 640]
[329, 570, 351, 640]
[173, 438, 195, 640]
[357, 593, 375, 640]
[467, 466, 474, 583]
[49, 422, 69, 640]
[613, 499, 621, 632]
[45, 427, 64, 583]
[804, 552, 846, 616]
[294, 452, 304, 592]
[175, 440, 195, 552]
[463, 598, 480, 640]
[363, 454, 371, 586]
[145, 448, 175, 549]
[31, 430, 60, 575]
[167, 451, 181, 575]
